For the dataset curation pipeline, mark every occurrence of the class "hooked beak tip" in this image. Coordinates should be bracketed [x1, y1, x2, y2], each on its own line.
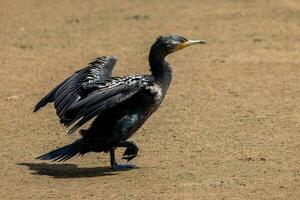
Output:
[188, 39, 206, 45]
[198, 40, 206, 44]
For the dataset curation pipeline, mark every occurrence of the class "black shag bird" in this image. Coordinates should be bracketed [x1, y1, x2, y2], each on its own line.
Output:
[34, 35, 205, 169]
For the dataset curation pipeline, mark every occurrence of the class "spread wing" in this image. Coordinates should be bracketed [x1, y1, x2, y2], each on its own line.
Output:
[33, 56, 117, 119]
[63, 75, 153, 134]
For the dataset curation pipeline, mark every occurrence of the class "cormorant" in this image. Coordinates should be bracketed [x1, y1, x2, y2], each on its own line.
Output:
[34, 35, 205, 169]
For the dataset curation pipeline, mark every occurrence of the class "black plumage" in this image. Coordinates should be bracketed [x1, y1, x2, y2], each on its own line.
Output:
[34, 35, 205, 169]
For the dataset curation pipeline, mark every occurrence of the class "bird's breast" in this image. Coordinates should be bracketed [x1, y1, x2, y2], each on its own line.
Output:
[109, 83, 167, 141]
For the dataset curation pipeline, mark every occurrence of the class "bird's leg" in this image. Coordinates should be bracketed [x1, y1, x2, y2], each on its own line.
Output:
[109, 148, 135, 170]
[118, 140, 139, 161]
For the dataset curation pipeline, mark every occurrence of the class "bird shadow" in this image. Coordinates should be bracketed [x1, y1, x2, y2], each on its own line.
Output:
[18, 162, 135, 178]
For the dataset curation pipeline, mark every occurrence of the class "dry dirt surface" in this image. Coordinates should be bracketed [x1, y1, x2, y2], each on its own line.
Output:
[0, 0, 299, 199]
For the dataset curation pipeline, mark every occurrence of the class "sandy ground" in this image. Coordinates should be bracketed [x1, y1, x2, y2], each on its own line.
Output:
[0, 0, 299, 199]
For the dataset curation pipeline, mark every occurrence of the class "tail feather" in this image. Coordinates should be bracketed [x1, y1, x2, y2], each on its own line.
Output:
[36, 140, 82, 162]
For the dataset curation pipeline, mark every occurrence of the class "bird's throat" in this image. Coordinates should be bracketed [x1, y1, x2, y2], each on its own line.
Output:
[149, 47, 172, 79]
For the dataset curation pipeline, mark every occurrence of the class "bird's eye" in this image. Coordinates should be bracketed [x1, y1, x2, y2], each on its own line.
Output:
[166, 44, 172, 49]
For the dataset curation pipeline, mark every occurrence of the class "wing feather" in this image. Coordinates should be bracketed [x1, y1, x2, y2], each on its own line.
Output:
[34, 55, 154, 135]
[33, 56, 117, 119]
[64, 75, 152, 134]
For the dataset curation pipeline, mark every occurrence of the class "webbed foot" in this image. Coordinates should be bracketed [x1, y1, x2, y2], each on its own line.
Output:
[122, 154, 137, 161]
[120, 141, 139, 161]
[111, 163, 135, 170]
[110, 148, 136, 170]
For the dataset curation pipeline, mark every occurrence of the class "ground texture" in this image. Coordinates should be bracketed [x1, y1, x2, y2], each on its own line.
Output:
[0, 0, 299, 199]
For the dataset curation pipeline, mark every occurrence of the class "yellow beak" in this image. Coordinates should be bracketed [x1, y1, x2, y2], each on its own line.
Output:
[178, 39, 206, 50]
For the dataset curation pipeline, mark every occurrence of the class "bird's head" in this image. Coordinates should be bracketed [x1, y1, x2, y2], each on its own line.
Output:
[152, 35, 206, 56]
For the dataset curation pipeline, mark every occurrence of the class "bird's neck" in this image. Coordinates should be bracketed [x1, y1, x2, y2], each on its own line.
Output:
[148, 46, 172, 81]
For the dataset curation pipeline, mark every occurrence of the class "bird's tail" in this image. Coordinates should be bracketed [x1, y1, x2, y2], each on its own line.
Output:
[36, 139, 84, 162]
